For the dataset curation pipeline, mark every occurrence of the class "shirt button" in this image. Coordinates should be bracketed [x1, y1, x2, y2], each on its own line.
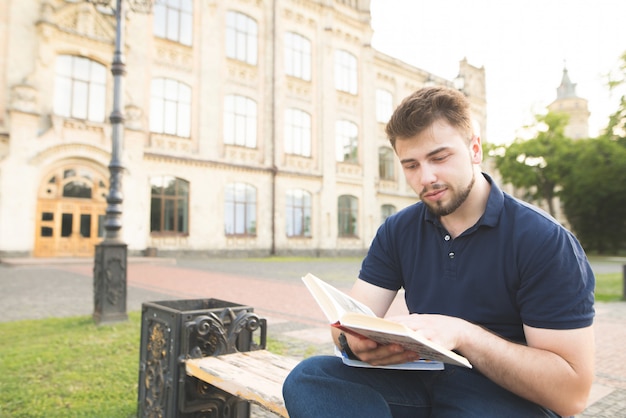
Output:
[448, 252, 455, 258]
[444, 235, 451, 241]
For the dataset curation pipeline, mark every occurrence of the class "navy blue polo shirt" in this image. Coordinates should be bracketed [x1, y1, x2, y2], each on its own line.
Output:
[359, 173, 595, 343]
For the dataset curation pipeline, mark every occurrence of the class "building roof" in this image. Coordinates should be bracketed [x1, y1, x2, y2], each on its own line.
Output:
[556, 66, 578, 99]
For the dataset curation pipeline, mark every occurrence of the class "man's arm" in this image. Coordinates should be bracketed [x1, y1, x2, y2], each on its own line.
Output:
[462, 322, 594, 417]
[393, 314, 595, 417]
[330, 280, 595, 416]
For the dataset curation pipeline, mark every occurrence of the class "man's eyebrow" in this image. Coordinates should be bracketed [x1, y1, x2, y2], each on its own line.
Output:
[400, 147, 450, 165]
[426, 146, 450, 157]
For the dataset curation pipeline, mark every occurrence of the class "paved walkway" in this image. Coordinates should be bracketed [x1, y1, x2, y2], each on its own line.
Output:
[1, 256, 625, 417]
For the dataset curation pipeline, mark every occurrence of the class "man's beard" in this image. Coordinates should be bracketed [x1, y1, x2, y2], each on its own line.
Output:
[421, 172, 475, 217]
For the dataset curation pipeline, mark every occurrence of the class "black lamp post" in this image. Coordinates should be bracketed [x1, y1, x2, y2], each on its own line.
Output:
[90, 0, 154, 325]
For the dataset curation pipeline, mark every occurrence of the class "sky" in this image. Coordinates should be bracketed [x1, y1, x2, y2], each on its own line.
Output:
[369, 0, 626, 144]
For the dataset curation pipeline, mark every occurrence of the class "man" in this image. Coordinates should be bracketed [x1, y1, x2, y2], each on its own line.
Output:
[283, 86, 595, 417]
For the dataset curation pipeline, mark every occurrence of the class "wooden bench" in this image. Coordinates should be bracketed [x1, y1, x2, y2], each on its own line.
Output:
[185, 349, 300, 417]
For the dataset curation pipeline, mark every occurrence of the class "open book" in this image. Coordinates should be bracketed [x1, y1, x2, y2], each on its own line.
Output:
[302, 273, 472, 369]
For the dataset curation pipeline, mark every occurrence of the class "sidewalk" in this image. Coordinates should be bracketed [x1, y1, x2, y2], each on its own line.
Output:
[1, 256, 625, 417]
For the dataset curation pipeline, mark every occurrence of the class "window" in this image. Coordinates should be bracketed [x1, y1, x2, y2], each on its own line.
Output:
[54, 55, 106, 122]
[153, 0, 193, 45]
[150, 176, 189, 234]
[285, 108, 311, 157]
[225, 183, 257, 236]
[334, 50, 357, 94]
[150, 78, 191, 137]
[376, 89, 393, 123]
[381, 204, 397, 222]
[286, 189, 311, 237]
[41, 167, 107, 202]
[338, 195, 358, 237]
[224, 95, 257, 148]
[335, 120, 358, 163]
[379, 147, 395, 180]
[285, 32, 311, 81]
[226, 11, 258, 65]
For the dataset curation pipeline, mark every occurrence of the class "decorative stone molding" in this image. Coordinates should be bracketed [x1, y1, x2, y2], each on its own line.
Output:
[376, 71, 395, 84]
[124, 104, 144, 131]
[284, 154, 315, 171]
[226, 61, 259, 86]
[10, 84, 38, 114]
[336, 162, 362, 177]
[49, 1, 115, 42]
[286, 77, 312, 99]
[377, 179, 398, 193]
[225, 145, 261, 164]
[149, 133, 193, 154]
[282, 8, 317, 28]
[337, 91, 358, 109]
[287, 0, 324, 14]
[154, 40, 194, 72]
[29, 142, 111, 167]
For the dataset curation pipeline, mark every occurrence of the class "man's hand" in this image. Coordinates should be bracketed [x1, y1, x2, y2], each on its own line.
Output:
[389, 313, 471, 350]
[344, 332, 422, 366]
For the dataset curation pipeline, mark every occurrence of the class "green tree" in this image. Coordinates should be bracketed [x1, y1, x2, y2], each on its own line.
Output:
[560, 50, 626, 253]
[488, 50, 626, 254]
[489, 112, 574, 217]
[559, 138, 626, 253]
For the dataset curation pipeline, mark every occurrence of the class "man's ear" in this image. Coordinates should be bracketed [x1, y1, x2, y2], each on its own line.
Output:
[470, 135, 483, 163]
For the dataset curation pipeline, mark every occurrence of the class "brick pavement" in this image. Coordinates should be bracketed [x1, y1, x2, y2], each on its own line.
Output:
[1, 256, 625, 416]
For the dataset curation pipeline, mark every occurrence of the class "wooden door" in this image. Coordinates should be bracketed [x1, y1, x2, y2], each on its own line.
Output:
[34, 164, 108, 257]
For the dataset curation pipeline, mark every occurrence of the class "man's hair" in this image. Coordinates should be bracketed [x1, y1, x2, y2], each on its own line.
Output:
[385, 86, 474, 150]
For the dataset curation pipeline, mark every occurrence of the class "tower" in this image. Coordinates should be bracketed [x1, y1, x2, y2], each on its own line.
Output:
[547, 66, 590, 139]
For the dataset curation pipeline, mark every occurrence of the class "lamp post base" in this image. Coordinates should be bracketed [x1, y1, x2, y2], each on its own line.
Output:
[93, 240, 128, 325]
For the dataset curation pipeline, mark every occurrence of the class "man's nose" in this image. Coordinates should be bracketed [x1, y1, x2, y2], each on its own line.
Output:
[420, 164, 437, 186]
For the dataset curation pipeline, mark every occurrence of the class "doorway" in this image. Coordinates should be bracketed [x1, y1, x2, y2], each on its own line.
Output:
[34, 163, 108, 257]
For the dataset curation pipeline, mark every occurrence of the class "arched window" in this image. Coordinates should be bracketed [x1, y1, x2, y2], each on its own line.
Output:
[336, 120, 358, 163]
[54, 55, 106, 122]
[285, 108, 311, 157]
[335, 50, 358, 94]
[150, 176, 189, 234]
[379, 147, 395, 180]
[376, 89, 393, 123]
[224, 95, 257, 148]
[338, 195, 358, 237]
[286, 189, 312, 237]
[285, 32, 311, 81]
[150, 78, 191, 137]
[225, 183, 257, 236]
[153, 0, 193, 45]
[226, 11, 258, 65]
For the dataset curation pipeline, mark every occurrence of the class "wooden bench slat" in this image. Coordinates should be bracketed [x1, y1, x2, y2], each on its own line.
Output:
[186, 350, 299, 418]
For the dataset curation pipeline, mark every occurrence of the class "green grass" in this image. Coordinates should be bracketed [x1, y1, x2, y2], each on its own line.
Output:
[595, 272, 624, 302]
[0, 311, 298, 418]
[0, 272, 622, 417]
[0, 312, 142, 418]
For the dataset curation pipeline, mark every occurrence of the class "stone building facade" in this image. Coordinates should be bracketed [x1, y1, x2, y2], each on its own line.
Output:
[0, 0, 486, 258]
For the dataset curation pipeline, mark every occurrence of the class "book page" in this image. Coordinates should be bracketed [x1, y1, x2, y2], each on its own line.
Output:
[302, 273, 375, 322]
[333, 346, 444, 370]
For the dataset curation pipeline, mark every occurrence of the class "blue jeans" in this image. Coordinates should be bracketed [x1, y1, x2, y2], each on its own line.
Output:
[283, 356, 560, 418]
